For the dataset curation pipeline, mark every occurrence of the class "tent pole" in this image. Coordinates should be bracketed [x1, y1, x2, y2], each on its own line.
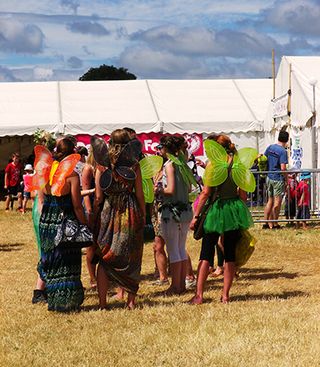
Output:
[145, 80, 162, 133]
[56, 81, 64, 134]
[272, 49, 275, 99]
[310, 80, 318, 211]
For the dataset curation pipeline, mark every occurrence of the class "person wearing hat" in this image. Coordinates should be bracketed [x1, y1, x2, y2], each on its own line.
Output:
[296, 172, 311, 229]
[21, 164, 35, 213]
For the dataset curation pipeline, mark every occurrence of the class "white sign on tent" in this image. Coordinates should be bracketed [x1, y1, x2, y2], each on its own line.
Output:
[272, 93, 288, 119]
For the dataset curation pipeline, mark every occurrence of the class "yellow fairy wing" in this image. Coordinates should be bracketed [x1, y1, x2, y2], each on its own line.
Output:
[31, 145, 53, 190]
[140, 155, 163, 179]
[203, 161, 228, 187]
[51, 154, 81, 196]
[204, 139, 228, 164]
[237, 148, 258, 169]
[203, 140, 229, 187]
[232, 154, 256, 193]
[142, 178, 154, 203]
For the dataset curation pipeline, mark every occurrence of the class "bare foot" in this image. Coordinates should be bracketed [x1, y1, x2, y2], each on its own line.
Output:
[188, 295, 203, 305]
[220, 295, 230, 304]
[209, 267, 224, 278]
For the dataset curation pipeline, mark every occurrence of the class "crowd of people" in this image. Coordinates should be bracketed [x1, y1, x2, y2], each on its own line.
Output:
[3, 128, 309, 312]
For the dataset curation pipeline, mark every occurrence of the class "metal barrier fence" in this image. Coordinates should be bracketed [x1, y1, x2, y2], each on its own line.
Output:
[248, 169, 320, 224]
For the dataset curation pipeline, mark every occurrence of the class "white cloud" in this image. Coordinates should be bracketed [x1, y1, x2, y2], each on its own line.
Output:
[33, 66, 54, 80]
[119, 46, 199, 78]
[259, 0, 320, 37]
[0, 18, 44, 53]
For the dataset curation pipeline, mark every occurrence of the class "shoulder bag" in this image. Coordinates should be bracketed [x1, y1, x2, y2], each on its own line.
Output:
[54, 214, 93, 248]
[193, 188, 219, 240]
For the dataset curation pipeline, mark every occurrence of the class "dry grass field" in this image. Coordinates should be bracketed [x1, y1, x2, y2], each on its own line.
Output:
[1, 201, 320, 367]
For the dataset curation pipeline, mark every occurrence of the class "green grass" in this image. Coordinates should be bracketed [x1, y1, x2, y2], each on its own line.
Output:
[1, 201, 320, 367]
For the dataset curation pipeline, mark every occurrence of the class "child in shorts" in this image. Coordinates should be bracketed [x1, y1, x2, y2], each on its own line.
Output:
[21, 164, 35, 213]
[4, 152, 23, 211]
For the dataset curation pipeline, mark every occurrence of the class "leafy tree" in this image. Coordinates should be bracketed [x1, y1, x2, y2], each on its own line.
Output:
[79, 64, 136, 81]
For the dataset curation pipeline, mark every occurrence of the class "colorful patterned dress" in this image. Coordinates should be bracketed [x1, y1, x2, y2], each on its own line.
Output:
[39, 194, 84, 312]
[97, 177, 144, 295]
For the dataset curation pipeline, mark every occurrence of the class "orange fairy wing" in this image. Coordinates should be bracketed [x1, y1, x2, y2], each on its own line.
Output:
[31, 145, 54, 190]
[51, 154, 80, 196]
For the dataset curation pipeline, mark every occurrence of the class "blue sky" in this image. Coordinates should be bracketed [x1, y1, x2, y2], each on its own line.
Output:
[0, 0, 319, 82]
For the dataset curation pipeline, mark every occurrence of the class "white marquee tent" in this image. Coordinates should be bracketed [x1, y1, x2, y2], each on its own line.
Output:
[264, 56, 320, 169]
[0, 78, 272, 168]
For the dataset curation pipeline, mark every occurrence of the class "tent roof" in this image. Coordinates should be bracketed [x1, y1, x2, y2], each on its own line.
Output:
[0, 78, 272, 137]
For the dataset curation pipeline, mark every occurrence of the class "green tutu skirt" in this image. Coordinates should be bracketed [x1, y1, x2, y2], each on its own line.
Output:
[204, 197, 253, 234]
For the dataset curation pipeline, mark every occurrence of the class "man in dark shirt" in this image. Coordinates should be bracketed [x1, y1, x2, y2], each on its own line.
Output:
[263, 131, 289, 229]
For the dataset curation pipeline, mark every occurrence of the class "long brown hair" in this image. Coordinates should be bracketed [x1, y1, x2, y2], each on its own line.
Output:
[53, 137, 76, 162]
[108, 129, 131, 168]
[216, 134, 237, 155]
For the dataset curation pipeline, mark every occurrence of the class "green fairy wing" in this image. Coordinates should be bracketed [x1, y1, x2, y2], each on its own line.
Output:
[142, 178, 155, 203]
[139, 155, 163, 203]
[139, 155, 163, 179]
[203, 140, 228, 187]
[231, 147, 258, 192]
[167, 152, 197, 187]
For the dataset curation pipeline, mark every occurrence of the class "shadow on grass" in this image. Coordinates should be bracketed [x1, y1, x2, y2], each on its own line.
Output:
[238, 267, 300, 280]
[0, 243, 23, 252]
[232, 290, 308, 302]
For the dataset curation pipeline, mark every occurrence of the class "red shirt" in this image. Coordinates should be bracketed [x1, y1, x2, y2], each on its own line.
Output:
[5, 162, 22, 187]
[297, 181, 310, 207]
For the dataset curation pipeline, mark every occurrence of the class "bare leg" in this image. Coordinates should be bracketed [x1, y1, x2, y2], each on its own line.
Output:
[166, 261, 182, 294]
[264, 197, 274, 228]
[185, 253, 195, 280]
[17, 192, 22, 209]
[222, 261, 236, 303]
[35, 275, 46, 291]
[22, 198, 28, 213]
[189, 260, 210, 304]
[272, 195, 283, 226]
[153, 236, 168, 281]
[179, 259, 187, 293]
[97, 264, 109, 309]
[86, 245, 97, 288]
[5, 195, 10, 210]
[127, 293, 136, 310]
[115, 287, 125, 300]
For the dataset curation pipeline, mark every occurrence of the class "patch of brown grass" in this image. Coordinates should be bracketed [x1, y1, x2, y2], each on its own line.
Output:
[0, 201, 320, 367]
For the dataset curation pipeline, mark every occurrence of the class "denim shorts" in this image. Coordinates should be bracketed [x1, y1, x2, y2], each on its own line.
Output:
[266, 177, 285, 197]
[23, 191, 31, 199]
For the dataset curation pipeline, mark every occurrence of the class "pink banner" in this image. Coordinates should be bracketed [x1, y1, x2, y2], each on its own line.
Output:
[76, 133, 204, 156]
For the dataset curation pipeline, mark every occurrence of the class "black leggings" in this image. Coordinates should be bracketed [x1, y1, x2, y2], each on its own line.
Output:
[200, 230, 241, 263]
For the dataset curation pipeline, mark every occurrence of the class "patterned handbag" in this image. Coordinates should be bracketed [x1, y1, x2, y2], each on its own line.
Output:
[54, 215, 93, 248]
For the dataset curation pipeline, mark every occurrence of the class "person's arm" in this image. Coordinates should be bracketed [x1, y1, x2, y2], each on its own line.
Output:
[4, 172, 8, 189]
[69, 173, 86, 225]
[134, 165, 146, 222]
[163, 162, 175, 195]
[93, 169, 104, 226]
[82, 165, 94, 214]
[238, 188, 247, 202]
[189, 186, 212, 230]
